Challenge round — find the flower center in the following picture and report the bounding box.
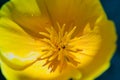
[39,23,83,72]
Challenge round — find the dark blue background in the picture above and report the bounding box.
[0,0,120,80]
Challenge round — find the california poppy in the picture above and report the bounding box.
[0,0,117,80]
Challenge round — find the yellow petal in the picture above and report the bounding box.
[1,61,82,80]
[39,0,107,34]
[0,18,42,70]
[69,23,101,68]
[79,19,117,80]
[0,0,41,17]
[0,0,52,38]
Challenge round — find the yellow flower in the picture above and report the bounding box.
[0,0,117,80]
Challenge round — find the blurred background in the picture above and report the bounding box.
[0,0,120,80]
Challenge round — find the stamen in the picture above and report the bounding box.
[38,23,92,72]
[39,32,50,38]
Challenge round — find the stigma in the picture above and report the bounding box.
[39,23,84,72]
